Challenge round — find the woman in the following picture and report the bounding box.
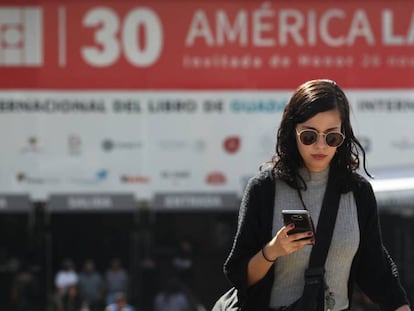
[220,80,410,310]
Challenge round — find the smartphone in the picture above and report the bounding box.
[282,210,315,239]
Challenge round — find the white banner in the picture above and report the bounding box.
[0,90,413,202]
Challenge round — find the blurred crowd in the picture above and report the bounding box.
[8,239,207,311]
[49,257,128,311]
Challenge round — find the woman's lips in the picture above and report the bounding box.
[311,154,327,160]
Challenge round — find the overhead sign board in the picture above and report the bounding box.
[48,193,136,213]
[0,194,31,213]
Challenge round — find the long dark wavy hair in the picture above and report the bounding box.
[270,79,370,192]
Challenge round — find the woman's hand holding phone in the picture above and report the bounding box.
[263,222,315,262]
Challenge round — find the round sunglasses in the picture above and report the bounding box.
[296,129,345,147]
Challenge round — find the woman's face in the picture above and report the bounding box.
[295,109,342,172]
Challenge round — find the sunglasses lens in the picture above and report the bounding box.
[300,131,318,145]
[326,132,344,147]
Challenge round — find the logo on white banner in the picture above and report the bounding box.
[0,7,43,66]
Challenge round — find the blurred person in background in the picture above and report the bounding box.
[172,240,194,286]
[153,276,200,311]
[54,259,79,311]
[105,258,128,305]
[104,292,135,311]
[11,262,40,311]
[55,259,79,298]
[78,259,104,311]
[60,285,81,311]
[214,79,410,311]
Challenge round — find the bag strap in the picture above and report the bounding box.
[297,168,341,311]
[308,167,342,270]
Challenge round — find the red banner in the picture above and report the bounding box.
[0,0,413,89]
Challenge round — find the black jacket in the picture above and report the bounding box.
[223,169,409,311]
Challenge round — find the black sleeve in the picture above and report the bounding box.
[355,180,409,310]
[223,173,272,295]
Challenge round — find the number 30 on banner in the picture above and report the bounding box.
[81,7,163,67]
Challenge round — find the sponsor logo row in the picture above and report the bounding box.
[19,135,243,156]
[15,170,230,186]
